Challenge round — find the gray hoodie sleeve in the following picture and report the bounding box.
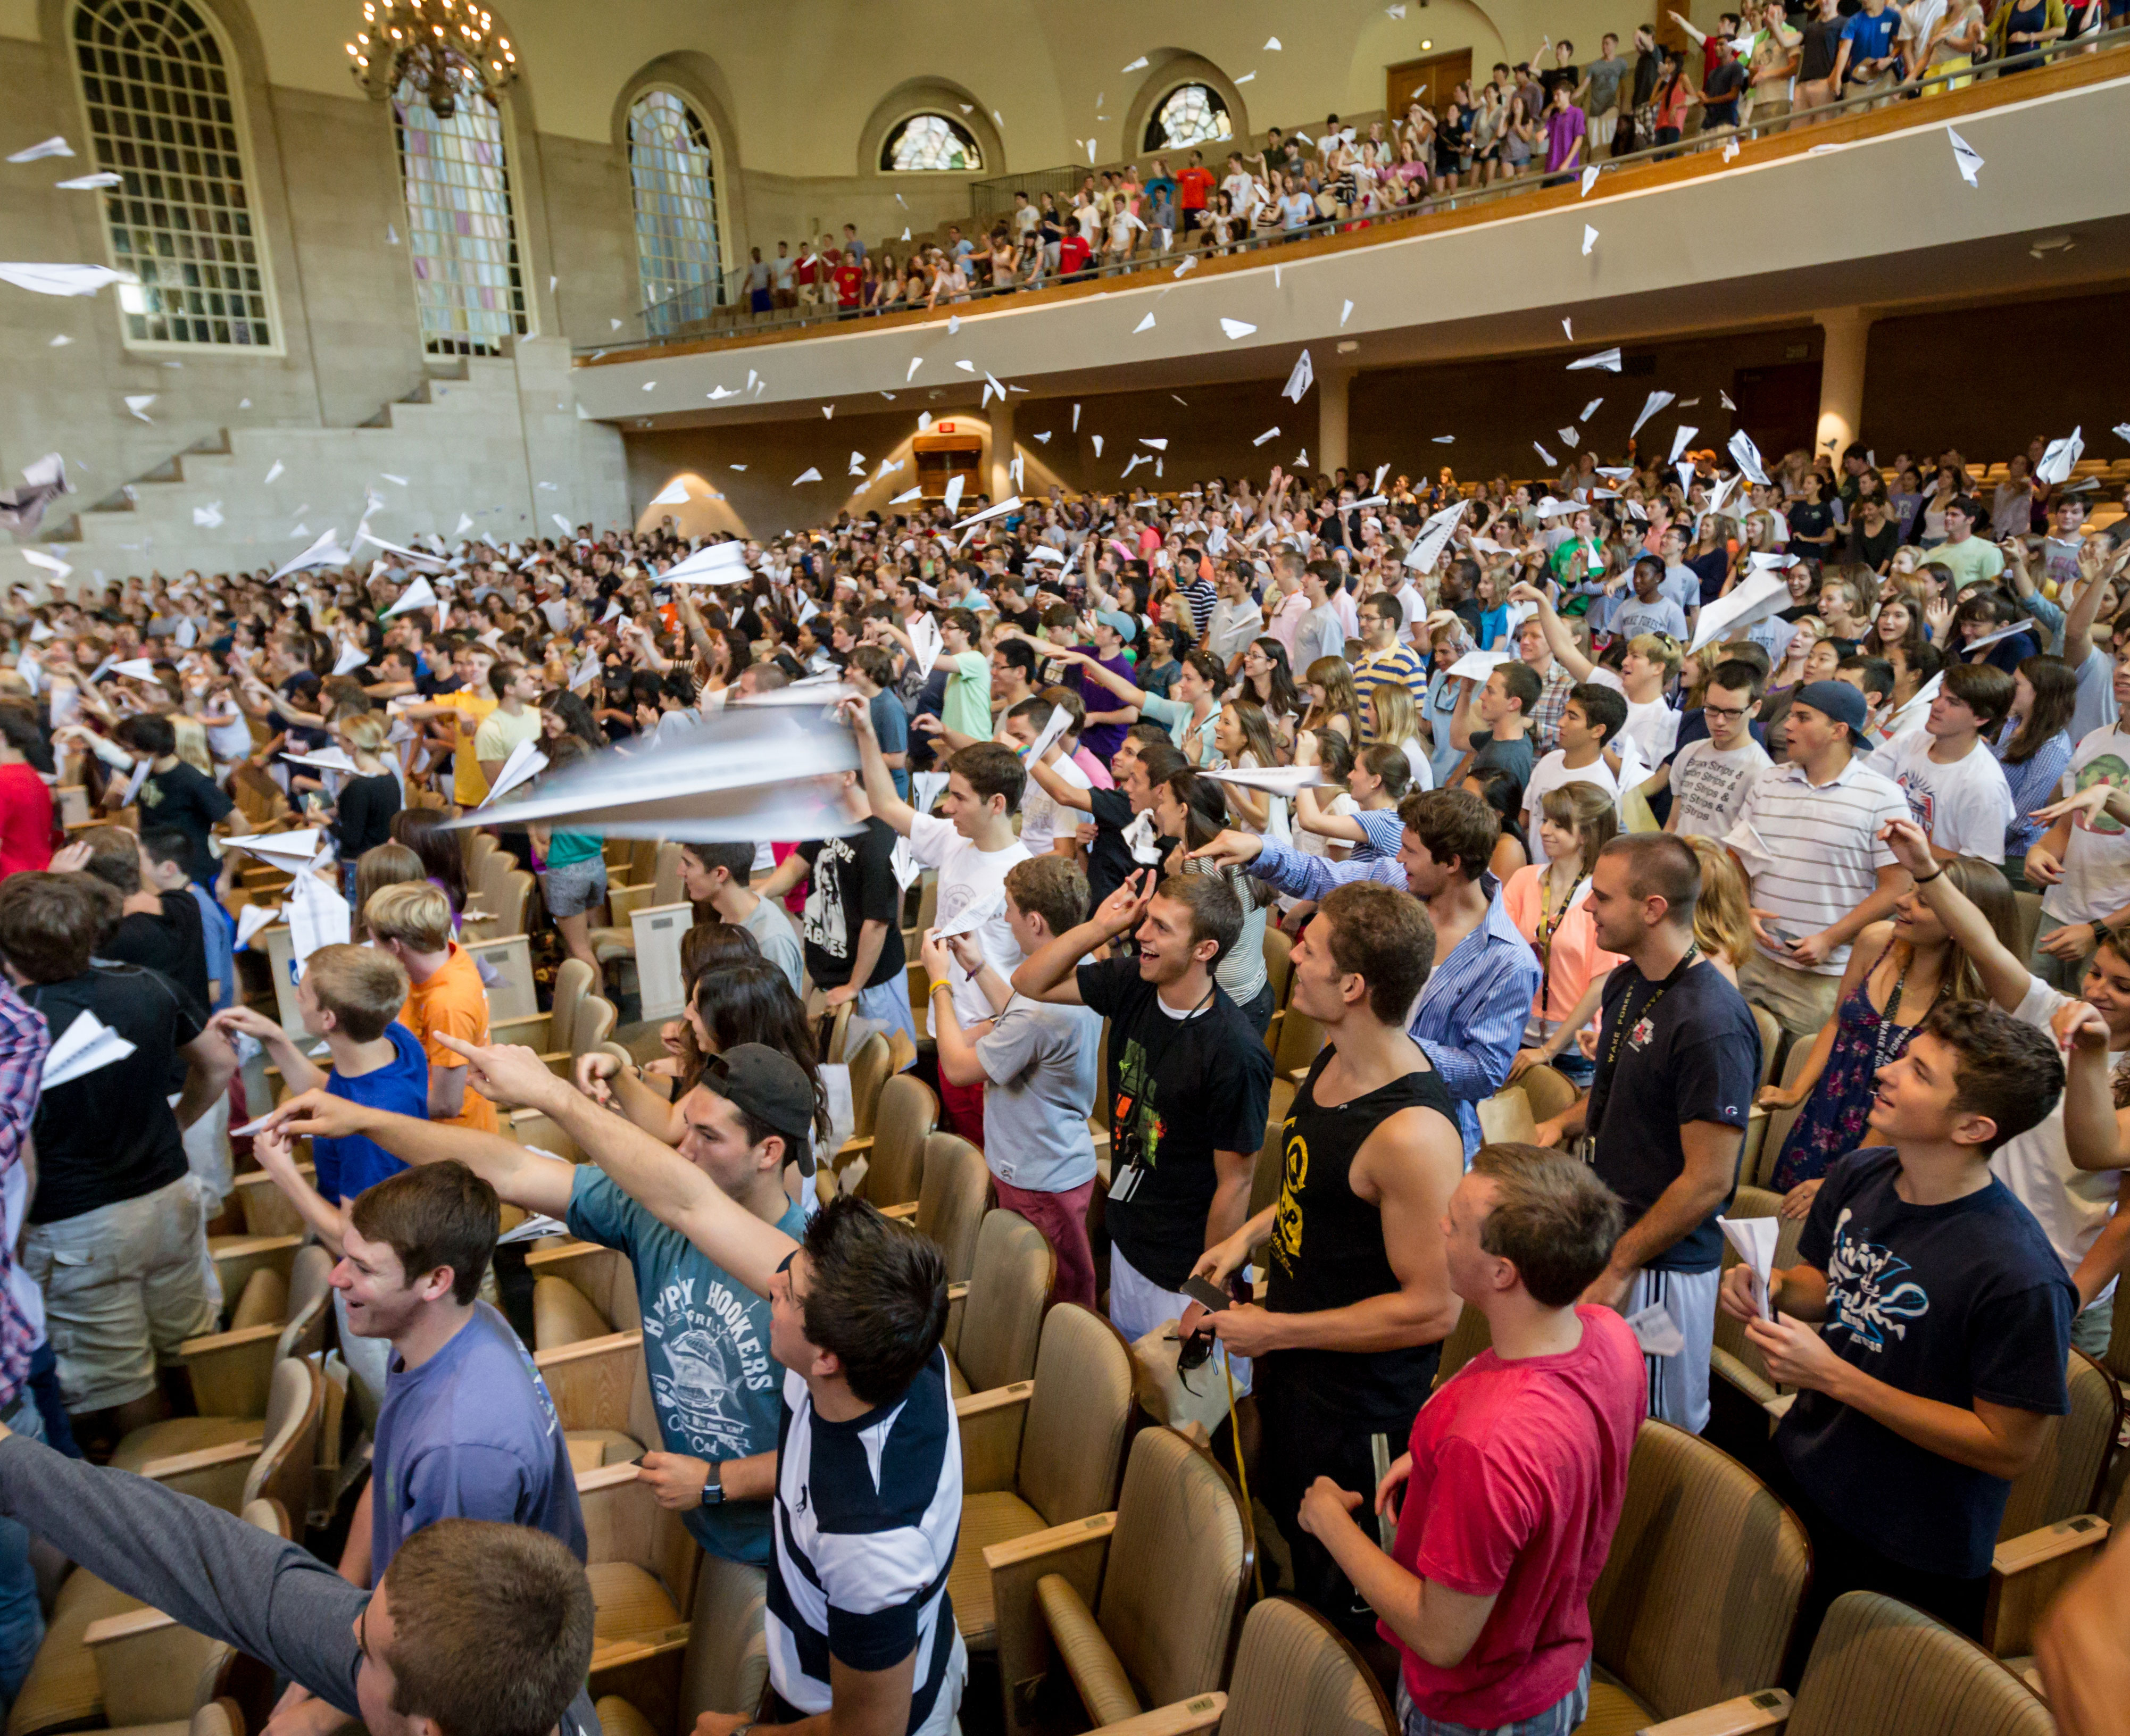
[0,1433,365,1715]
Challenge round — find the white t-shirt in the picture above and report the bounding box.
[2043,725,2130,925]
[1586,669,1683,765]
[1867,731,2013,861]
[1667,737,1773,839]
[905,813,1028,1034]
[1520,750,1619,867]
[1017,750,1089,859]
[1992,976,2123,1305]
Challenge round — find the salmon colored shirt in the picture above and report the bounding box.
[397,942,498,1133]
[1503,864,1625,1034]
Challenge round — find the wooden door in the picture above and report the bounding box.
[1386,49,1475,121]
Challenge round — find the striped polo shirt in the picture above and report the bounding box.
[1722,757,1910,974]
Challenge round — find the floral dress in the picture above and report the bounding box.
[1770,945,1946,1190]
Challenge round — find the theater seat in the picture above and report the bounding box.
[877,1133,988,1287]
[834,1073,936,1206]
[1783,1592,2051,1736]
[175,1243,334,1422]
[943,1210,1054,1402]
[110,1355,323,1517]
[578,1465,705,1701]
[951,1303,1133,1651]
[593,1553,770,1736]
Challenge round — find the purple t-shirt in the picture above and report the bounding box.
[1546,106,1587,172]
[1075,645,1138,764]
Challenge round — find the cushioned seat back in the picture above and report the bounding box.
[534,1275,614,1349]
[1710,1198,1807,1377]
[1998,1351,2120,1538]
[1249,1078,1296,1221]
[1785,1592,2054,1736]
[845,1032,892,1138]
[1587,1421,1809,1722]
[916,1133,991,1286]
[277,1245,336,1362]
[571,992,619,1058]
[1430,1303,1493,1391]
[1221,1598,1395,1736]
[679,1554,770,1729]
[861,1075,936,1207]
[1516,1063,1579,1126]
[549,959,594,1047]
[229,1266,287,1332]
[242,1357,323,1519]
[1096,1428,1251,1712]
[951,1211,1053,1393]
[1019,1304,1134,1529]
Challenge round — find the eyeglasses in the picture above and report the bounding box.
[1703,704,1750,721]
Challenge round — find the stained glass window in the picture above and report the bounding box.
[71,0,274,347]
[629,89,721,328]
[882,113,982,172]
[393,76,528,356]
[1146,84,1233,152]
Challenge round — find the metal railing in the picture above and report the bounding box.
[580,29,2129,358]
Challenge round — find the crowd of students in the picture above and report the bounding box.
[0,425,2126,1736]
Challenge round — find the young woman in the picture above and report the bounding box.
[325,713,401,902]
[1759,853,2023,1206]
[1462,764,1530,880]
[1209,697,1287,834]
[1954,587,2040,673]
[1505,781,1623,1084]
[1995,653,2079,876]
[1864,593,1927,667]
[1235,636,1303,745]
[351,840,425,942]
[1299,655,1364,744]
[1155,770,1275,1030]
[1686,836,1755,986]
[390,807,469,932]
[1368,682,1435,792]
[528,736,609,989]
[1294,738,1412,861]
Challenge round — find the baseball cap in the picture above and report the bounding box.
[702,1044,817,1174]
[1094,609,1138,643]
[1791,679,1868,743]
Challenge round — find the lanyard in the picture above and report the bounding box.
[1605,945,1699,1072]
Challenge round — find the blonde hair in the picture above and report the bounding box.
[1626,633,1684,682]
[1369,682,1422,749]
[1685,837,1754,969]
[171,715,213,778]
[363,880,453,952]
[303,943,409,1041]
[339,713,388,754]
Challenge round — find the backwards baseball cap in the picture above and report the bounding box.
[702,1044,817,1174]
[1791,679,1869,744]
[1094,609,1138,643]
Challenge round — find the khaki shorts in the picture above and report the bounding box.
[22,1175,218,1412]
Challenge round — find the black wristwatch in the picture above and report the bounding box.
[702,1460,726,1506]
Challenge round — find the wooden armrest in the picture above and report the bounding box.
[958,1380,1033,1493]
[1635,1690,1794,1736]
[523,1238,600,1268]
[880,1201,919,1221]
[1088,1693,1228,1736]
[991,1513,1119,1724]
[212,1233,302,1262]
[176,1321,284,1359]
[956,1381,1034,1421]
[574,1460,643,1496]
[947,1281,969,1303]
[84,1606,178,1647]
[836,1135,876,1157]
[588,1626,691,1674]
[984,1510,1117,1573]
[139,1437,264,1480]
[1987,1514,2110,1656]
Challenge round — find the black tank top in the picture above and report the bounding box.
[1261,1047,1458,1422]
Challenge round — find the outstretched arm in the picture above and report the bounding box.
[264,1088,578,1217]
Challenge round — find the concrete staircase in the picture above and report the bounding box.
[20,337,628,590]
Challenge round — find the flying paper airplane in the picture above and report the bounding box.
[6,137,72,163]
[1282,350,1314,402]
[1946,125,1982,186]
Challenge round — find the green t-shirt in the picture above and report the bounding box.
[565,1169,804,1565]
[1935,536,2006,592]
[941,648,993,740]
[544,831,604,867]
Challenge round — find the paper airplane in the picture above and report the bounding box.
[224,829,325,867]
[6,137,72,163]
[359,531,449,572]
[1264,35,1282,49]
[1281,349,1314,402]
[1534,441,1559,467]
[109,657,157,681]
[1580,397,1603,422]
[1253,427,1280,446]
[2036,428,2083,487]
[1121,54,1149,70]
[1219,318,1257,340]
[1630,391,1676,439]
[890,486,923,505]
[792,467,822,485]
[480,737,549,808]
[1947,125,1982,186]
[1339,299,1354,328]
[234,903,282,950]
[1669,424,1699,464]
[1718,1217,1778,1320]
[124,394,156,421]
[1133,312,1156,333]
[1582,225,1598,256]
[1403,500,1468,573]
[285,744,361,774]
[0,263,125,296]
[41,1009,136,1090]
[1580,165,1600,197]
[383,575,438,617]
[192,502,223,528]
[650,480,690,506]
[1203,764,1326,798]
[270,528,350,583]
[1728,429,1770,486]
[55,171,121,190]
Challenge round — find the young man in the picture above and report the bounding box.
[361,1033,966,1736]
[268,1040,812,1574]
[398,643,498,807]
[846,699,1028,1142]
[1001,692,1091,861]
[141,827,232,1012]
[1351,592,1429,731]
[846,643,911,801]
[1203,564,1265,673]
[1513,585,1684,767]
[886,607,991,749]
[1293,563,1349,672]
[922,856,1104,1308]
[214,943,427,1410]
[761,772,916,1056]
[362,882,498,1133]
[115,713,248,884]
[1658,660,1773,839]
[1516,612,1578,755]
[1933,495,2007,594]
[1297,1145,1643,1736]
[1202,791,1541,1161]
[1869,661,2015,861]
[679,842,806,998]
[1519,684,1626,866]
[1187,884,1463,1639]
[2028,648,2130,988]
[1723,1000,2072,1645]
[1012,870,1273,1357]
[1723,680,1912,1037]
[1,871,235,1441]
[1536,836,1760,1433]
[472,662,543,789]
[1446,660,1539,793]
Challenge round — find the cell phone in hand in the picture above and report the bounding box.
[1180,1275,1232,1315]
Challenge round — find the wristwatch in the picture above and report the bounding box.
[702,1460,726,1506]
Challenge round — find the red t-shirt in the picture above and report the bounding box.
[1176,165,1216,210]
[1385,1307,1645,1726]
[1058,235,1092,273]
[0,763,54,880]
[833,261,864,306]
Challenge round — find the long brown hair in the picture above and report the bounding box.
[1897,856,2020,1005]
[2001,654,2078,765]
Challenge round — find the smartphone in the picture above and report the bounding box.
[1179,1275,1232,1315]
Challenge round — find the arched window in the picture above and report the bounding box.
[71,0,273,348]
[628,89,722,328]
[393,78,528,356]
[881,113,983,173]
[1144,84,1234,153]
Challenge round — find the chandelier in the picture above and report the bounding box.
[347,0,518,119]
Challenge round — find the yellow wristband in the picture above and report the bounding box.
[929,980,953,998]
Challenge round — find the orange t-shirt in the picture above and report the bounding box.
[397,942,499,1133]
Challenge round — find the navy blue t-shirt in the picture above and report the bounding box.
[315,1022,430,1203]
[1776,1146,2074,1577]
